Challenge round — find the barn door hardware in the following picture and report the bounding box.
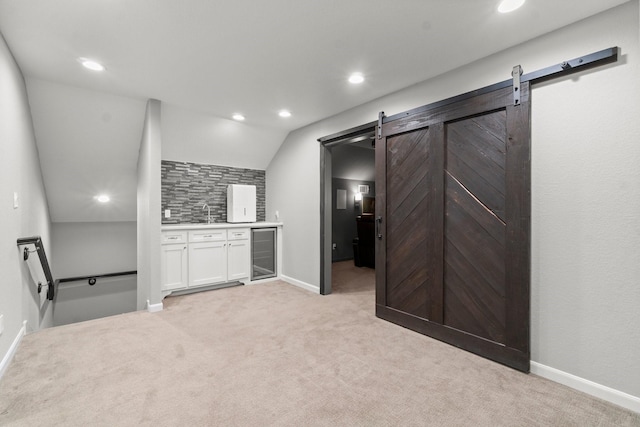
[512,65,523,106]
[377,111,385,139]
[381,47,618,125]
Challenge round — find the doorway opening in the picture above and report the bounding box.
[319,122,376,295]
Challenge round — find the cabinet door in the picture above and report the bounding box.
[228,240,249,280]
[188,241,227,287]
[161,243,188,291]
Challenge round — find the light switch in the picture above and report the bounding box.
[164,209,171,218]
[13,192,19,209]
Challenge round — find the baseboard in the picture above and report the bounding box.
[0,321,27,381]
[146,300,163,313]
[280,275,320,294]
[170,281,243,296]
[245,277,280,286]
[530,361,640,414]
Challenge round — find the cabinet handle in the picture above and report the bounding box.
[183,246,187,250]
[203,234,213,238]
[168,236,178,240]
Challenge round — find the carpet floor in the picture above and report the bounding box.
[0,261,638,426]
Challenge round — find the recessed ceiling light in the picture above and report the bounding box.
[94,194,110,203]
[278,110,291,118]
[79,58,106,71]
[232,114,245,121]
[348,73,365,84]
[498,0,525,13]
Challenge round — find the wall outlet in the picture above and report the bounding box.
[164,209,171,218]
[332,243,337,250]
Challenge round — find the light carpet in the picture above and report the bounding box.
[0,261,638,426]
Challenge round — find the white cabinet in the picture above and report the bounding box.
[161,244,188,291]
[188,241,227,287]
[228,240,249,280]
[227,184,256,223]
[161,232,188,291]
[227,228,250,280]
[162,226,251,294]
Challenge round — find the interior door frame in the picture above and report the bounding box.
[318,122,376,295]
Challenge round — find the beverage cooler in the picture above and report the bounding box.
[251,228,276,280]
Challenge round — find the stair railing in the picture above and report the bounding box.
[17,236,55,300]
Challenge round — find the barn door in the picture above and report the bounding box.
[375,83,531,372]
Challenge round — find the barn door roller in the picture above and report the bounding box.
[512,65,523,106]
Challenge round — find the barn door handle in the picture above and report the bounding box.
[376,216,383,239]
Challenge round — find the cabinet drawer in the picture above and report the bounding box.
[227,228,249,241]
[189,229,226,242]
[162,231,187,244]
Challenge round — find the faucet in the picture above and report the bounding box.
[202,203,212,224]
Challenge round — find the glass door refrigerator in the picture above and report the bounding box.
[251,228,276,280]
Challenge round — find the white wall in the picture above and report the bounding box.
[0,32,52,366]
[267,2,640,399]
[161,103,288,170]
[26,78,145,223]
[53,275,137,327]
[52,222,136,278]
[137,99,162,310]
[51,221,137,326]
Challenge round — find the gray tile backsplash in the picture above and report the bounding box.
[161,160,265,224]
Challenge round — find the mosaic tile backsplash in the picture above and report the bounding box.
[161,160,266,224]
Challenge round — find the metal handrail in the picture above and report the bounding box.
[17,236,55,300]
[57,270,137,286]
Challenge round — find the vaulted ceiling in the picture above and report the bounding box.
[0,0,629,222]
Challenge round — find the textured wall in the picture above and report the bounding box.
[161,160,265,224]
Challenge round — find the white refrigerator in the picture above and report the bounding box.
[227,184,256,223]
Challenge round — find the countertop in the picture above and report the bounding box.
[161,222,283,231]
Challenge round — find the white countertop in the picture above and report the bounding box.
[161,222,282,231]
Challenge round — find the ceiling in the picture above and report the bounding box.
[0,0,630,222]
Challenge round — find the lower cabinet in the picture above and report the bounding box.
[228,240,250,280]
[161,227,250,293]
[161,243,188,291]
[188,241,227,287]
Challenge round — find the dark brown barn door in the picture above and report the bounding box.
[375,84,531,372]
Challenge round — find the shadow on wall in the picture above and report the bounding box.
[53,276,137,326]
